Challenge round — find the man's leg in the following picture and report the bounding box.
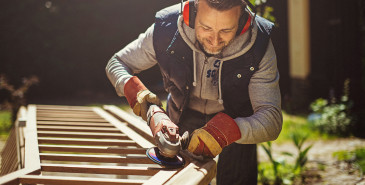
[216,143,257,185]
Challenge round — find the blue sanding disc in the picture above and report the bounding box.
[146,147,185,167]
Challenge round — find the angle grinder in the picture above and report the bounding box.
[146,104,189,167]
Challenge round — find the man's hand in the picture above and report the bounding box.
[124,76,162,121]
[188,112,241,158]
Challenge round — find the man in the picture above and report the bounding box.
[106,0,282,184]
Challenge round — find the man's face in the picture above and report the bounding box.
[195,0,241,55]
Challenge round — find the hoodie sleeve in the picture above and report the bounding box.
[234,40,283,144]
[105,24,158,96]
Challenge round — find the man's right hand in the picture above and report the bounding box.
[124,76,162,121]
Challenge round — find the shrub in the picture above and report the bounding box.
[308,79,353,136]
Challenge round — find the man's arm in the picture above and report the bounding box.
[234,39,283,144]
[105,24,158,97]
[106,24,162,121]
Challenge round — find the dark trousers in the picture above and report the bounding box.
[178,109,258,185]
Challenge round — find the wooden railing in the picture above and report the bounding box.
[0,104,216,185]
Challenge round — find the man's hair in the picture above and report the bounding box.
[194,0,247,12]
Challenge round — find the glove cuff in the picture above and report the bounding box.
[123,76,147,108]
[204,112,241,147]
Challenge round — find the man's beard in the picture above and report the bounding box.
[196,36,232,57]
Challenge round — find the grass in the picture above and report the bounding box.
[275,111,334,143]
[0,110,12,139]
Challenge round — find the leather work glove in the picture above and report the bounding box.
[147,105,179,143]
[124,76,162,121]
[188,112,241,158]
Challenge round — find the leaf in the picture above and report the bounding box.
[261,143,273,160]
[281,152,294,157]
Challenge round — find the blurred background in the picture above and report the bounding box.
[0,0,365,130]
[1,0,365,184]
[0,0,364,109]
[1,0,365,134]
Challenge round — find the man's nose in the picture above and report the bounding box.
[209,33,220,46]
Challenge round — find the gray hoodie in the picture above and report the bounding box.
[106,12,282,144]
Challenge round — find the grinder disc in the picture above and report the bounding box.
[146,147,185,167]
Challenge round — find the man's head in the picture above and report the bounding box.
[194,0,247,56]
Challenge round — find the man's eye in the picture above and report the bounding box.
[202,27,211,31]
[221,30,232,33]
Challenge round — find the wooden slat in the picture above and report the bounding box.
[1,128,17,175]
[93,108,154,148]
[36,104,94,111]
[38,137,138,147]
[37,125,121,133]
[103,105,154,143]
[142,170,179,185]
[37,121,114,127]
[19,175,146,185]
[39,145,146,154]
[37,131,128,139]
[37,117,108,122]
[37,113,101,119]
[41,163,161,176]
[40,153,155,164]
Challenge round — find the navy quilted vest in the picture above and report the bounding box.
[153,4,274,123]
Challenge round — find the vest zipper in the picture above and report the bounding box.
[199,56,208,99]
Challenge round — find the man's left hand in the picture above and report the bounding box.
[187,112,242,158]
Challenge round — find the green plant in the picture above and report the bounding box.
[260,142,294,185]
[261,142,281,184]
[0,111,12,138]
[333,147,365,176]
[259,133,313,185]
[308,79,353,136]
[249,0,276,23]
[282,133,313,182]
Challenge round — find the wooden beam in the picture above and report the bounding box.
[37,125,121,133]
[0,106,41,185]
[37,131,128,139]
[19,175,146,185]
[0,168,40,185]
[93,107,154,148]
[38,137,138,147]
[38,145,146,155]
[40,153,156,164]
[41,163,162,176]
[24,105,41,170]
[163,160,217,185]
